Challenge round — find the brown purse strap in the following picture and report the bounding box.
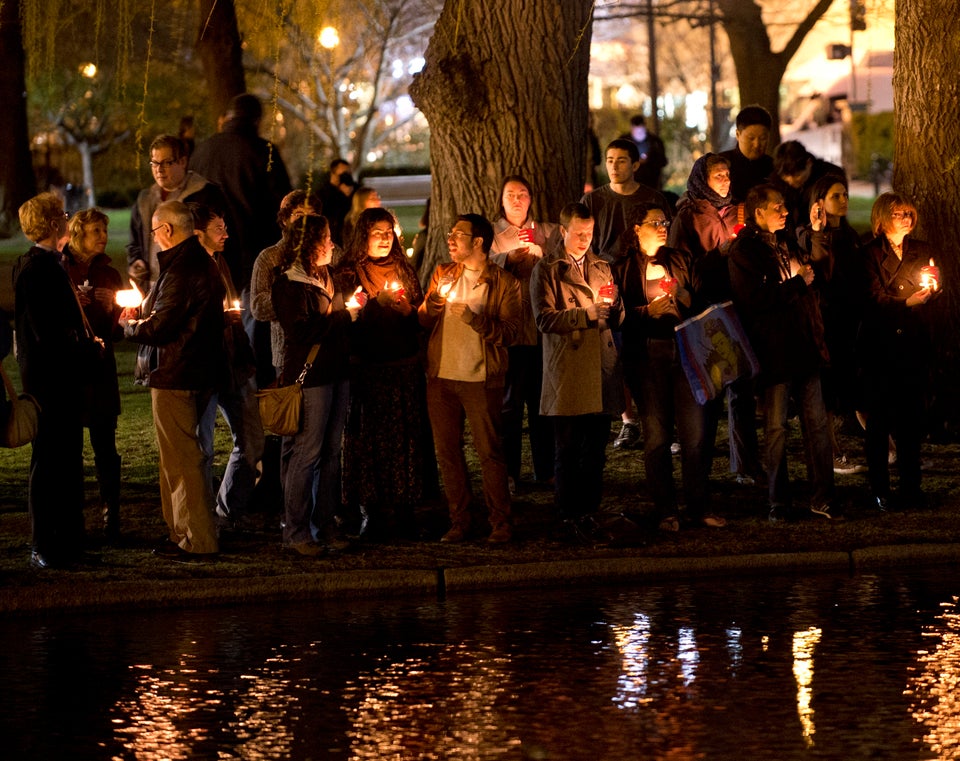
[295,343,321,386]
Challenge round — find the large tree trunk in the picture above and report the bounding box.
[196,0,246,122]
[716,0,833,145]
[409,0,594,280]
[895,0,960,433]
[0,2,38,237]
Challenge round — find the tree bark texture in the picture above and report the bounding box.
[0,1,38,237]
[895,0,960,427]
[196,0,246,121]
[716,0,833,144]
[409,0,593,280]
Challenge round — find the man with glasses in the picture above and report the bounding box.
[13,193,95,568]
[418,214,521,543]
[126,133,227,293]
[124,201,226,562]
[531,202,624,539]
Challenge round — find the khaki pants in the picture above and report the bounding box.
[152,388,219,553]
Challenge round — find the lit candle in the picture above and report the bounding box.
[115,279,145,308]
[230,299,242,312]
[437,276,455,299]
[345,286,365,309]
[919,258,939,290]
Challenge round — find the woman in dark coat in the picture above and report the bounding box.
[336,207,429,539]
[614,201,723,532]
[272,215,362,556]
[858,192,940,511]
[61,208,124,540]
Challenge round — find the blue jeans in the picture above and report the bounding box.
[625,339,709,519]
[763,373,833,509]
[199,375,265,520]
[281,380,350,546]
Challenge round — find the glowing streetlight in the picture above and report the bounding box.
[318,26,340,50]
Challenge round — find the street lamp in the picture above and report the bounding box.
[318,26,339,50]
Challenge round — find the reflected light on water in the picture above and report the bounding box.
[908,595,960,758]
[343,643,521,759]
[612,612,651,708]
[792,626,822,748]
[111,643,301,759]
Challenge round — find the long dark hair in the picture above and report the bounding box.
[346,207,405,265]
[279,214,330,278]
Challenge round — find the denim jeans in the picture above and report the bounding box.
[502,344,554,483]
[281,380,350,546]
[763,373,833,509]
[625,338,709,519]
[199,375,266,521]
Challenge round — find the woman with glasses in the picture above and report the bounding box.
[613,201,723,532]
[61,208,124,541]
[272,214,362,556]
[858,192,940,512]
[336,207,429,540]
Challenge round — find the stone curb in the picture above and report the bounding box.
[12,545,960,615]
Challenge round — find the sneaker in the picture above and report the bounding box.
[768,504,789,524]
[670,442,681,455]
[613,422,641,450]
[833,455,866,475]
[735,473,756,487]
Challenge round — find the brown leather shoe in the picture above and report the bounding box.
[487,525,512,544]
[440,526,467,543]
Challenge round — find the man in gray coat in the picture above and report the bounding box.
[531,202,625,530]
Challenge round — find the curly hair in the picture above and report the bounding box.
[344,207,404,265]
[279,214,330,277]
[18,192,64,243]
[67,208,109,255]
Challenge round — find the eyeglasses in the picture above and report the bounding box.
[447,230,473,241]
[891,210,915,220]
[149,159,178,170]
[151,223,166,234]
[642,219,671,230]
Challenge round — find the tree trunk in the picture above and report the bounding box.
[716,0,833,145]
[895,0,960,432]
[409,0,594,280]
[196,0,246,122]
[0,2,38,237]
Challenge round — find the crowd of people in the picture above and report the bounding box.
[5,98,941,568]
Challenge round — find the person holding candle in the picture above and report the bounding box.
[613,202,722,531]
[798,173,869,477]
[858,192,940,512]
[489,175,559,494]
[272,214,362,556]
[190,202,265,533]
[418,214,521,543]
[13,193,95,568]
[337,207,429,540]
[728,184,835,523]
[124,200,226,561]
[531,202,624,539]
[61,208,124,542]
[669,153,761,489]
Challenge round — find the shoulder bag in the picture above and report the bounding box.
[1,361,41,448]
[256,344,320,436]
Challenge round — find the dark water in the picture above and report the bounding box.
[3,568,960,760]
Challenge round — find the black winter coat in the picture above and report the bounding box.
[127,237,225,390]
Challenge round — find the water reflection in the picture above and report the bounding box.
[3,569,960,759]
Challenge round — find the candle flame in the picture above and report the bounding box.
[115,279,145,308]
